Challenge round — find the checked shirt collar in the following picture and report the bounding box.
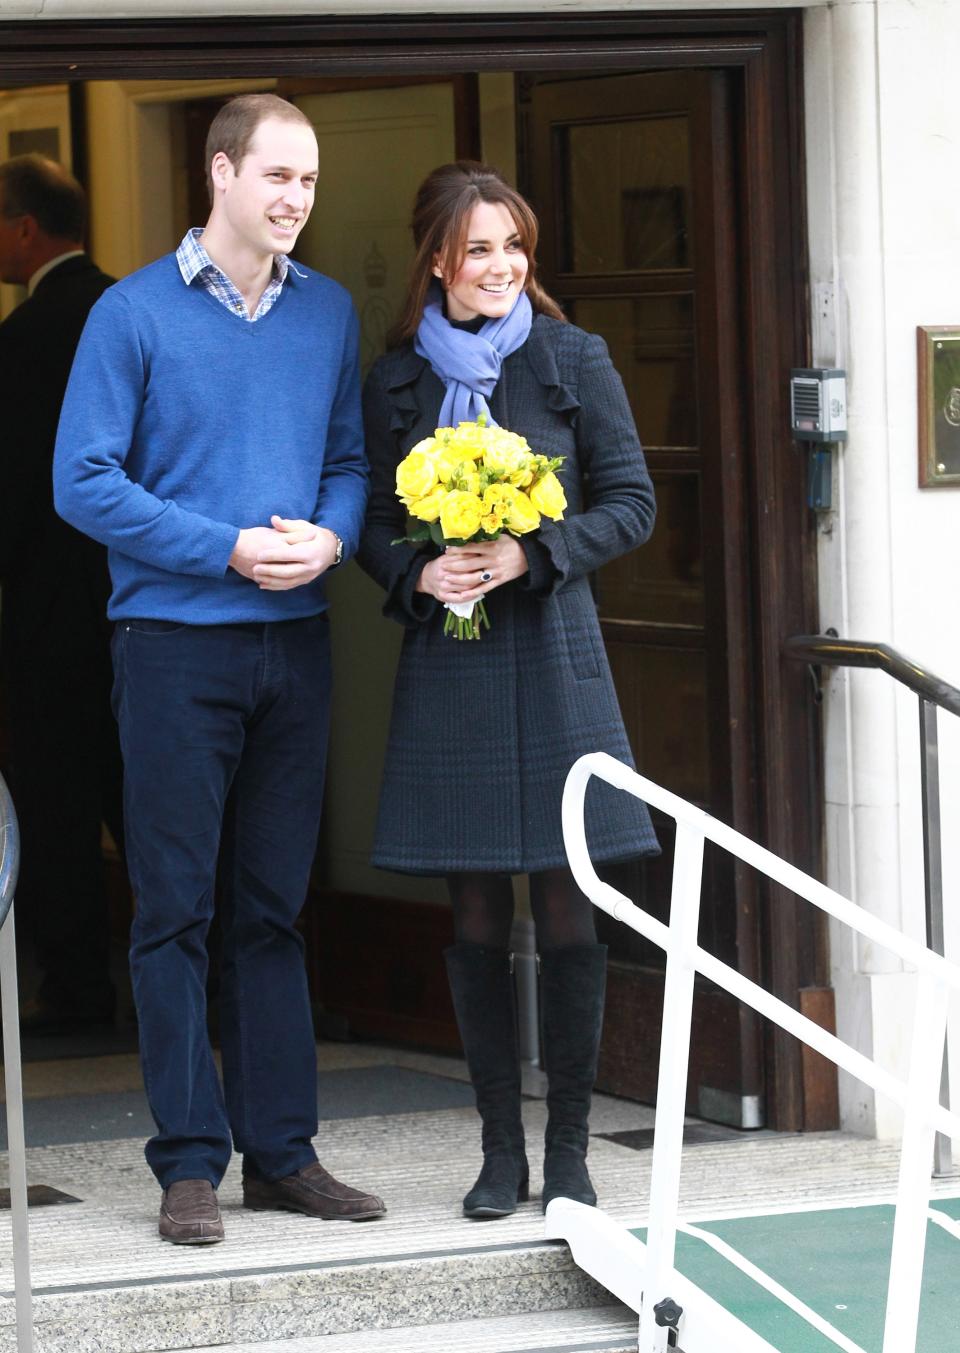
[176,227,307,322]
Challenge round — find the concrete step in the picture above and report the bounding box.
[168,1307,638,1352]
[1,1237,615,1353]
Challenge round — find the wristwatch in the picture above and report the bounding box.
[328,531,344,567]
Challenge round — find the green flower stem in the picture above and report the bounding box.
[444,599,492,640]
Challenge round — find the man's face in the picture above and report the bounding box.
[0,185,30,286]
[214,117,319,259]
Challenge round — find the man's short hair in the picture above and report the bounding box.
[0,154,86,241]
[204,94,314,203]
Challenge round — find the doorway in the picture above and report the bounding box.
[0,8,824,1131]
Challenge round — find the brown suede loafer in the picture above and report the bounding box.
[159,1179,224,1245]
[242,1162,386,1221]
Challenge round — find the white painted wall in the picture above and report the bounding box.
[805,0,960,1139]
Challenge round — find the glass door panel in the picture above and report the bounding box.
[560,114,692,274]
[571,294,698,448]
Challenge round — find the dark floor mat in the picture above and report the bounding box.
[598,1123,779,1150]
[13,1025,141,1063]
[0,1064,475,1148]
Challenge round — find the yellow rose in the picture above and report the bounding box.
[452,465,481,496]
[481,512,503,534]
[449,424,486,460]
[529,471,567,520]
[505,491,541,535]
[434,451,460,483]
[409,485,449,522]
[408,437,440,458]
[440,490,484,541]
[483,445,515,476]
[482,483,512,510]
[492,428,529,456]
[396,450,439,502]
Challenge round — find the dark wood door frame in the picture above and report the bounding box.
[4,14,784,84]
[0,9,823,1130]
[521,66,769,1125]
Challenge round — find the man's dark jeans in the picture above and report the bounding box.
[112,615,331,1188]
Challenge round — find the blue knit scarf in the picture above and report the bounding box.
[414,286,533,428]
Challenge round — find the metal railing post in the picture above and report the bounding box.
[881,974,950,1353]
[637,820,705,1353]
[918,697,953,1176]
[0,774,33,1351]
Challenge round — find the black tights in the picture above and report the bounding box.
[446,867,597,951]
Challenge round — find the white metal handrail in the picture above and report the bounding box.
[0,771,33,1352]
[552,751,960,1353]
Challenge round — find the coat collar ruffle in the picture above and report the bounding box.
[379,313,581,434]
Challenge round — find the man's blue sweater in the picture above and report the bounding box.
[53,253,368,623]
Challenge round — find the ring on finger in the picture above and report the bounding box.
[480,569,493,583]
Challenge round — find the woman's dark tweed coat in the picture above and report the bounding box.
[357,313,660,874]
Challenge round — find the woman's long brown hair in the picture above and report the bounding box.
[387,160,566,347]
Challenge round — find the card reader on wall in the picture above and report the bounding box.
[790,367,847,510]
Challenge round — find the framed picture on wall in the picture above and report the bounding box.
[0,85,72,167]
[7,126,63,160]
[917,325,960,487]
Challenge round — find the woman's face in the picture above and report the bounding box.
[436,200,529,323]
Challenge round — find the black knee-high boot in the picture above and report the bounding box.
[444,944,529,1218]
[539,943,607,1211]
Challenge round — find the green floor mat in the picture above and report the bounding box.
[632,1199,960,1352]
[633,1228,842,1352]
[930,1195,960,1224]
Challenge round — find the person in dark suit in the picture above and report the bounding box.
[358,162,659,1220]
[0,153,123,1033]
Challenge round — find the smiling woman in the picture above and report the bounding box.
[357,159,659,1221]
[436,200,529,323]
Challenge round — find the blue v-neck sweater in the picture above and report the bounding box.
[53,253,368,623]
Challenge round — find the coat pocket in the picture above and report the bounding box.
[556,586,601,682]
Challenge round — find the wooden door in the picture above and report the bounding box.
[525,70,765,1126]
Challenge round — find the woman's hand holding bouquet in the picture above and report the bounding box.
[417,532,528,612]
[394,416,566,639]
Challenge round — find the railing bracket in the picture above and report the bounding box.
[806,663,823,705]
[654,1296,683,1328]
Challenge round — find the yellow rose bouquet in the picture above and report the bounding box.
[393,415,566,639]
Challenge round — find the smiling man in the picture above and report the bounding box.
[53,94,380,1244]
